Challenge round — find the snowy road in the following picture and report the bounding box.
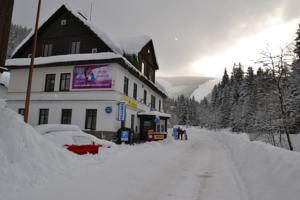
[7,129,248,200]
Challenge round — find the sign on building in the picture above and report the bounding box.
[72,64,112,89]
[118,102,126,121]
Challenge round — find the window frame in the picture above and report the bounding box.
[71,41,80,54]
[85,109,97,130]
[159,99,162,111]
[144,90,147,105]
[123,77,129,96]
[59,73,71,91]
[42,44,53,57]
[151,95,156,110]
[44,74,56,92]
[61,109,72,124]
[133,83,138,100]
[39,109,49,125]
[18,108,25,116]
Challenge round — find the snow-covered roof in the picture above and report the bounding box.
[6,52,122,66]
[138,111,171,118]
[11,4,122,57]
[118,35,152,55]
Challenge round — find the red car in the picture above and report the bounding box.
[35,124,113,155]
[64,143,102,155]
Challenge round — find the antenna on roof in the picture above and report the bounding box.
[89,1,93,21]
[77,11,87,20]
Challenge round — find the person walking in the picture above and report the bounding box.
[178,127,184,140]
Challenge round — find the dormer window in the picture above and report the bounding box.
[141,62,145,74]
[61,19,67,26]
[92,48,98,53]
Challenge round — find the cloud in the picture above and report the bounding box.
[12,0,300,77]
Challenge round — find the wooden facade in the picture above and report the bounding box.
[0,0,14,69]
[10,4,161,94]
[13,5,113,58]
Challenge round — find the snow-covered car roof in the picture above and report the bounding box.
[35,124,115,147]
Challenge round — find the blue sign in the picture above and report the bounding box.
[105,106,112,114]
[118,102,126,121]
[121,130,129,142]
[154,115,160,124]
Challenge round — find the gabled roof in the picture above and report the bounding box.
[11,4,122,57]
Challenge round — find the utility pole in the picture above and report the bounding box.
[24,0,42,123]
[0,0,14,70]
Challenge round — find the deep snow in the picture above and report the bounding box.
[1,126,300,199]
[1,103,300,200]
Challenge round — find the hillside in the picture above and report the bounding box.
[156,76,219,101]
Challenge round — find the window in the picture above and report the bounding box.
[39,109,49,125]
[92,48,97,53]
[61,109,72,124]
[144,90,147,104]
[27,54,32,58]
[42,44,53,57]
[85,109,97,130]
[151,95,156,110]
[18,108,25,116]
[133,83,137,100]
[59,73,71,91]
[141,62,145,74]
[61,19,67,26]
[123,77,129,96]
[44,74,55,92]
[159,100,162,112]
[71,41,80,54]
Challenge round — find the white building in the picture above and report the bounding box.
[5,4,170,141]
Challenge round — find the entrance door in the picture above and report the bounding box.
[131,114,135,131]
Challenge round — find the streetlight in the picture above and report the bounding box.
[24,0,42,123]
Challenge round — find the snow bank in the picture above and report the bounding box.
[0,102,80,197]
[211,130,300,200]
[0,72,9,87]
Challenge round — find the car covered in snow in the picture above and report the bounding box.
[35,124,114,155]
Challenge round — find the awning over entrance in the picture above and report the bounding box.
[137,111,171,118]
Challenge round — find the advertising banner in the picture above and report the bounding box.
[72,64,112,89]
[120,95,138,109]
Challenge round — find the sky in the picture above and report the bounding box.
[12,0,300,78]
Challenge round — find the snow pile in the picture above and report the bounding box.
[0,72,10,87]
[211,130,300,200]
[0,102,80,196]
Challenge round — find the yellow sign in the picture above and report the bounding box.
[153,134,165,140]
[120,96,138,109]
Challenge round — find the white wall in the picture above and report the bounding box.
[7,62,165,132]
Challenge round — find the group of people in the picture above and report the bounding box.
[172,126,188,140]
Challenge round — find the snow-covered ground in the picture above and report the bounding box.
[1,109,300,200]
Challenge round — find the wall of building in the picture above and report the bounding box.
[7,62,164,135]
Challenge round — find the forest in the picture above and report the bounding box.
[165,24,300,150]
